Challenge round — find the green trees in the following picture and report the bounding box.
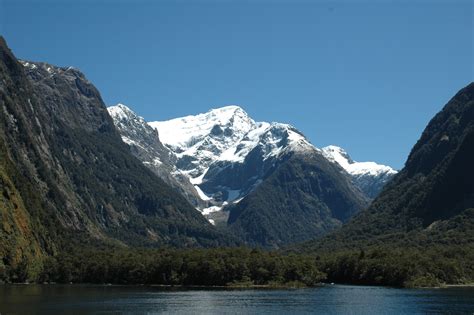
[32,247,325,287]
[3,244,472,288]
[316,245,474,287]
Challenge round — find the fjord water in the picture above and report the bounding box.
[1,285,473,314]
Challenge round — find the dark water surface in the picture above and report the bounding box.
[0,284,473,314]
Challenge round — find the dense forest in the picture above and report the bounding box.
[2,243,473,288]
[1,247,324,288]
[315,244,474,288]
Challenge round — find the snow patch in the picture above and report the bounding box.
[190,169,208,185]
[19,61,37,70]
[201,205,223,215]
[108,103,135,121]
[152,158,162,166]
[322,145,397,177]
[194,185,211,201]
[233,197,244,204]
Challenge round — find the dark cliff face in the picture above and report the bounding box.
[302,83,474,252]
[0,37,53,274]
[0,36,235,270]
[226,150,369,248]
[20,61,115,134]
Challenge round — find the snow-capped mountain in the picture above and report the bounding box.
[148,105,258,180]
[109,104,395,243]
[149,106,315,176]
[197,122,316,201]
[149,106,317,218]
[322,145,397,198]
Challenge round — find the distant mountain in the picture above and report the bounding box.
[149,106,393,209]
[149,106,255,181]
[322,146,397,198]
[303,82,474,252]
[110,105,396,247]
[0,37,234,271]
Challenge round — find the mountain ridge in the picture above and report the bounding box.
[109,103,395,247]
[111,103,396,212]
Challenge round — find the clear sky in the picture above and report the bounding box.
[1,0,472,169]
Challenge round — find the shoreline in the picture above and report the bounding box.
[441,284,474,288]
[2,282,474,289]
[0,282,320,289]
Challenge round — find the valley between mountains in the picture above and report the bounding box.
[1,36,473,287]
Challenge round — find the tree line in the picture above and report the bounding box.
[2,247,324,287]
[2,244,473,288]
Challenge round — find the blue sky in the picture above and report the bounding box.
[1,0,472,169]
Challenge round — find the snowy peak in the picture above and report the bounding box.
[150,105,317,179]
[322,145,397,198]
[108,103,160,149]
[218,122,314,163]
[149,105,256,150]
[322,145,353,165]
[322,145,397,177]
[108,103,138,122]
[107,103,146,125]
[149,105,258,179]
[145,105,319,219]
[266,123,315,153]
[252,122,314,158]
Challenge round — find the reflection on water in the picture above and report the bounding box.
[0,284,473,314]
